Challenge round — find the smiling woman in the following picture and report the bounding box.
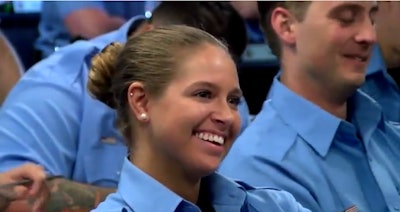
[87,25,310,212]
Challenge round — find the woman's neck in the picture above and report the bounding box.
[129,150,201,204]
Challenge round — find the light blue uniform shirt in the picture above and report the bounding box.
[0,17,143,187]
[361,44,400,123]
[35,1,155,58]
[92,157,310,212]
[0,16,251,187]
[220,76,400,212]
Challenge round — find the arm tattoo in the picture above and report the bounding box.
[0,185,16,211]
[0,196,10,211]
[6,178,115,212]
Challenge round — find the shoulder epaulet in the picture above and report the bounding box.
[235,180,283,192]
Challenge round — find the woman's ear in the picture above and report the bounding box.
[127,82,150,122]
[270,7,297,45]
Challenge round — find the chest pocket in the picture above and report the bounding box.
[84,137,127,188]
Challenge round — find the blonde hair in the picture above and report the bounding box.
[88,25,229,145]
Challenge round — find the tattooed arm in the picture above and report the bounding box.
[0,163,48,212]
[5,178,115,212]
[0,196,10,211]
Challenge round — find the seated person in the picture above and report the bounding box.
[89,25,310,212]
[0,163,48,212]
[361,1,400,123]
[35,1,158,59]
[0,2,250,211]
[219,2,399,212]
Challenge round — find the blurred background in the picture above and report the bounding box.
[0,1,280,114]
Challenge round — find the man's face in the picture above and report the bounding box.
[293,1,377,90]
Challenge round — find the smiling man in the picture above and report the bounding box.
[220,1,400,212]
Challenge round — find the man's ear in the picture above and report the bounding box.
[127,82,150,122]
[270,7,297,45]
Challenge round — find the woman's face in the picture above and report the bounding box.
[147,43,242,179]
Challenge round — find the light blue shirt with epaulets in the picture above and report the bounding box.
[0,16,145,186]
[361,44,400,123]
[220,75,400,212]
[92,157,310,212]
[0,16,251,187]
[35,1,156,58]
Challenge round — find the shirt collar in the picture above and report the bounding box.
[269,75,341,157]
[347,90,383,145]
[366,44,387,76]
[118,158,183,212]
[117,158,248,211]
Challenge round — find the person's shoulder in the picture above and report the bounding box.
[241,98,297,138]
[26,40,100,85]
[240,182,310,212]
[226,104,298,162]
[91,192,132,212]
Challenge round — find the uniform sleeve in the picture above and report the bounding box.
[0,61,83,177]
[246,188,312,212]
[220,151,322,211]
[54,1,106,19]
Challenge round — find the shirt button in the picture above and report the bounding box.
[117,171,121,176]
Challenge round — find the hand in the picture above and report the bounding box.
[0,163,49,211]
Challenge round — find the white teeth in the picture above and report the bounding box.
[195,132,224,145]
[353,56,365,62]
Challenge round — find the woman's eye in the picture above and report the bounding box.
[228,96,241,106]
[339,17,354,24]
[195,90,212,99]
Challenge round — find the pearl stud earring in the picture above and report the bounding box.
[140,113,148,121]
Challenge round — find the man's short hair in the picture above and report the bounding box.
[151,2,248,61]
[257,1,311,58]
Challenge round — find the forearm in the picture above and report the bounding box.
[5,178,115,212]
[74,16,125,39]
[65,9,125,39]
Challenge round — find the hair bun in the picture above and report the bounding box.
[87,42,123,109]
